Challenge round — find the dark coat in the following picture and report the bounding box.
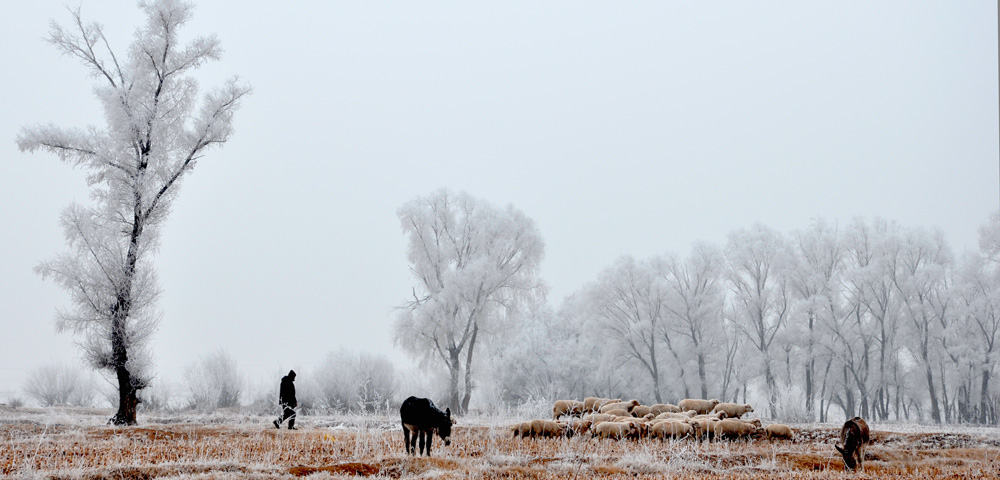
[400,396,453,456]
[279,371,297,407]
[836,416,870,470]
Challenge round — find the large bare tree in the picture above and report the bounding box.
[17,0,249,425]
[895,227,953,423]
[582,256,669,403]
[394,190,545,413]
[725,224,791,417]
[659,243,726,400]
[788,219,844,418]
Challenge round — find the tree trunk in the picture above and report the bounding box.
[819,357,832,423]
[108,191,144,426]
[448,349,461,413]
[843,366,855,418]
[697,352,708,399]
[112,366,138,425]
[460,323,478,414]
[806,310,815,417]
[764,359,777,418]
[109,319,138,425]
[925,362,941,423]
[939,362,950,423]
[981,367,991,424]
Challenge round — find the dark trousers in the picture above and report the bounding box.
[276,404,296,428]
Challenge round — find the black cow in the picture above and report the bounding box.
[835,416,870,471]
[400,396,454,456]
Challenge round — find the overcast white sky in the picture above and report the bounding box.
[1,1,997,400]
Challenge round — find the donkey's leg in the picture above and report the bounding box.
[402,425,411,455]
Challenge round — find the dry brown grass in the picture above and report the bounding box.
[2,409,1000,479]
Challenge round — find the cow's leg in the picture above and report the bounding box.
[425,431,433,456]
[402,425,411,455]
[418,429,425,455]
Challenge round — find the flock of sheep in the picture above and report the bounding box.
[511,397,794,443]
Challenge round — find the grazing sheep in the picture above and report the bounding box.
[602,408,630,418]
[747,418,763,428]
[713,418,761,441]
[692,411,725,420]
[764,423,794,440]
[690,417,719,441]
[612,416,649,437]
[552,400,584,419]
[568,418,593,435]
[688,419,705,439]
[530,419,574,438]
[613,415,644,427]
[712,403,754,419]
[656,412,695,421]
[583,413,617,424]
[592,421,639,440]
[650,420,694,440]
[584,397,621,413]
[512,421,532,438]
[630,405,653,418]
[678,398,720,415]
[649,403,681,415]
[599,400,640,414]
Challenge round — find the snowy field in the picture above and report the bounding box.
[3,406,1000,479]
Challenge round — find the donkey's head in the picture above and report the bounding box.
[835,444,857,471]
[437,408,454,446]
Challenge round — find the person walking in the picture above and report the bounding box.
[273,370,297,430]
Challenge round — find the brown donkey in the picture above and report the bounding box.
[835,417,870,471]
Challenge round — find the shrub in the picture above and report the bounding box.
[22,363,96,407]
[314,349,398,413]
[184,349,244,411]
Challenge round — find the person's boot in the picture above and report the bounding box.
[273,419,280,429]
[288,418,297,430]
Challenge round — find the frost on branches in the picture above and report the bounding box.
[394,190,546,414]
[17,0,249,425]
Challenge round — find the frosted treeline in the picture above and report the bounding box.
[388,189,999,424]
[14,207,997,426]
[488,215,1000,425]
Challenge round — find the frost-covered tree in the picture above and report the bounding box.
[848,218,905,421]
[579,256,668,402]
[980,212,1000,263]
[894,227,953,423]
[953,214,1000,424]
[788,218,844,419]
[395,190,545,413]
[495,304,604,404]
[659,243,726,400]
[17,0,249,425]
[725,224,791,417]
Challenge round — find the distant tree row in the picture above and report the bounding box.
[20,348,401,415]
[394,190,999,424]
[488,215,1000,424]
